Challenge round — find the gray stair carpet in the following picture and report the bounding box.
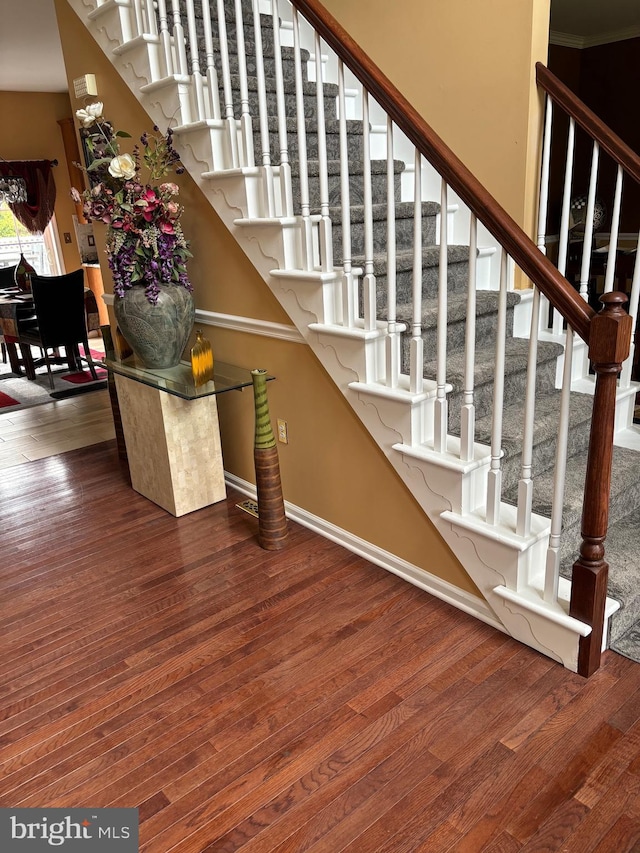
[183,5,640,663]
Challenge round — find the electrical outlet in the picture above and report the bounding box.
[63,232,72,244]
[277,418,288,444]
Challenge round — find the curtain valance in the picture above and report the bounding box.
[0,160,57,234]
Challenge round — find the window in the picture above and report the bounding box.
[0,201,63,276]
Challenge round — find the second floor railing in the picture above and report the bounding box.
[536,62,640,395]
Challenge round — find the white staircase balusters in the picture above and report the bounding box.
[459,214,477,463]
[252,0,275,214]
[537,95,553,335]
[200,0,221,119]
[517,286,542,538]
[486,250,508,526]
[579,142,600,303]
[171,0,189,76]
[156,0,174,79]
[112,0,135,41]
[572,140,600,390]
[234,0,255,164]
[361,90,376,330]
[554,117,575,336]
[338,58,355,322]
[544,325,574,602]
[217,0,240,166]
[133,0,148,36]
[434,179,449,454]
[271,0,293,215]
[604,165,624,295]
[537,63,639,440]
[184,0,206,121]
[315,30,333,272]
[293,8,313,270]
[409,150,424,394]
[385,117,400,387]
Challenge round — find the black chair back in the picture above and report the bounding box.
[0,265,18,288]
[30,270,87,349]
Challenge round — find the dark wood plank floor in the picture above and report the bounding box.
[1,440,640,852]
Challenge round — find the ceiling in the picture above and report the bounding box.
[1,0,640,94]
[1,0,68,93]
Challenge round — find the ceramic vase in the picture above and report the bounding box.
[190,329,214,386]
[251,368,288,550]
[114,284,195,369]
[14,253,35,292]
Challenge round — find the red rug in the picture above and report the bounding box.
[0,390,21,408]
[61,366,107,385]
[60,348,107,385]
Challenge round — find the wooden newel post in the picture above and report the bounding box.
[251,369,288,550]
[570,292,632,677]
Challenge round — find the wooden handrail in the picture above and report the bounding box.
[290,0,595,343]
[536,63,640,187]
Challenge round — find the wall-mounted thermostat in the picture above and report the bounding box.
[73,74,98,99]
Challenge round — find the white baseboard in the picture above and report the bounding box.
[225,472,504,633]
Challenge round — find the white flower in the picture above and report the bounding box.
[75,101,104,127]
[108,154,136,180]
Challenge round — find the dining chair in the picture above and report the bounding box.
[0,264,19,364]
[17,270,99,389]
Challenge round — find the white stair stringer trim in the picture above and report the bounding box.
[67,0,595,672]
[324,376,593,672]
[226,471,505,633]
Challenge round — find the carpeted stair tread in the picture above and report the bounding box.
[328,202,440,229]
[421,336,564,389]
[329,201,440,226]
[219,72,339,99]
[484,389,594,491]
[589,510,640,647]
[525,444,640,558]
[611,618,640,661]
[476,388,594,455]
[354,245,471,276]
[291,159,406,177]
[395,289,520,328]
[258,116,365,138]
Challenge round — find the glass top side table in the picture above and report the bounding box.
[103,356,287,548]
[103,356,274,400]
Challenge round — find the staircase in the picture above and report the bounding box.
[66,0,640,675]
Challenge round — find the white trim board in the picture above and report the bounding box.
[195,309,305,343]
[101,294,305,344]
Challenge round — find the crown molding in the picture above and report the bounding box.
[550,25,640,49]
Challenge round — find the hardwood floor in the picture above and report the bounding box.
[0,389,114,468]
[1,440,640,852]
[0,335,114,468]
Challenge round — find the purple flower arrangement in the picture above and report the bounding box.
[72,103,192,305]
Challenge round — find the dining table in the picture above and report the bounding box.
[0,286,101,378]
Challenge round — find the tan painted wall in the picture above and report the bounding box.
[52,0,493,597]
[321,0,551,237]
[0,90,82,273]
